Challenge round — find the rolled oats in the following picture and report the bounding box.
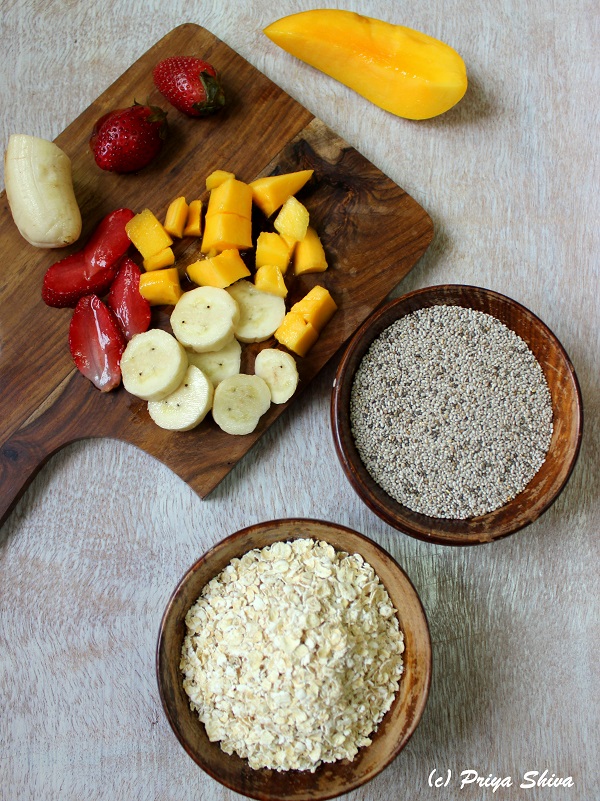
[180,538,404,772]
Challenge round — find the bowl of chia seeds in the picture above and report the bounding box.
[331,285,583,545]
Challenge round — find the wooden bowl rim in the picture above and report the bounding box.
[331,284,584,546]
[156,517,432,800]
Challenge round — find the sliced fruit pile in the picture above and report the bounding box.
[118,168,337,433]
[41,167,338,435]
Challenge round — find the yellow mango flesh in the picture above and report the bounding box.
[183,200,203,237]
[206,178,252,219]
[250,169,314,217]
[206,170,235,190]
[291,285,337,332]
[273,196,309,243]
[143,246,175,272]
[254,264,288,298]
[139,267,182,306]
[164,196,189,238]
[275,312,319,357]
[255,231,294,273]
[264,10,467,120]
[187,249,250,288]
[125,209,173,259]
[201,213,253,253]
[293,226,327,275]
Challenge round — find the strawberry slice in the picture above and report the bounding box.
[69,295,126,391]
[107,257,151,340]
[42,208,135,307]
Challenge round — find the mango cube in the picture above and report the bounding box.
[293,226,328,274]
[143,246,175,272]
[125,209,173,259]
[250,169,314,217]
[255,231,294,273]
[206,178,253,219]
[139,267,182,306]
[273,196,310,243]
[183,200,203,237]
[206,170,235,190]
[164,196,189,238]
[290,285,337,332]
[187,249,251,289]
[254,264,288,298]
[274,312,319,357]
[201,212,253,253]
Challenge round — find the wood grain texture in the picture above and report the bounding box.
[0,24,432,526]
[0,2,598,801]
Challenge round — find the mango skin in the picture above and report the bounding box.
[264,10,467,120]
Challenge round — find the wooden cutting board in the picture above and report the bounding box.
[0,23,433,527]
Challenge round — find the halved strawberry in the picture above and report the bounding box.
[107,257,151,340]
[42,208,135,308]
[69,295,126,392]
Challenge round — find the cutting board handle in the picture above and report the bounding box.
[0,430,64,527]
[0,373,105,529]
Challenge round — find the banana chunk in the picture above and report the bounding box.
[212,374,271,435]
[121,329,188,401]
[171,286,239,353]
[148,365,214,431]
[186,338,242,386]
[254,348,299,404]
[226,280,286,343]
[4,134,82,248]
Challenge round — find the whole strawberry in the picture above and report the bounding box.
[153,56,225,117]
[90,102,167,173]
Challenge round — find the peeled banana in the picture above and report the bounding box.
[227,280,285,343]
[254,348,299,404]
[121,329,188,401]
[148,365,214,431]
[212,374,271,435]
[4,134,82,248]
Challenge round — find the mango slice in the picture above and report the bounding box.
[273,196,310,243]
[206,178,253,219]
[264,10,467,120]
[290,285,337,331]
[250,169,314,217]
[201,212,253,253]
[206,170,235,190]
[139,267,182,306]
[255,231,294,273]
[164,196,189,238]
[293,226,327,275]
[274,312,319,357]
[183,200,203,237]
[125,209,173,259]
[143,246,175,272]
[255,264,288,298]
[187,249,251,289]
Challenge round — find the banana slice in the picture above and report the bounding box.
[226,280,286,343]
[171,286,240,353]
[121,329,188,401]
[148,365,214,431]
[212,374,271,435]
[254,348,299,404]
[186,338,242,386]
[4,134,82,248]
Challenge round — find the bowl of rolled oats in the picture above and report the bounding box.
[156,518,431,800]
[331,284,583,546]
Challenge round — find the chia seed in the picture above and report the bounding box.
[349,305,554,519]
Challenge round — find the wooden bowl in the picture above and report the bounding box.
[156,518,431,801]
[331,285,583,546]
